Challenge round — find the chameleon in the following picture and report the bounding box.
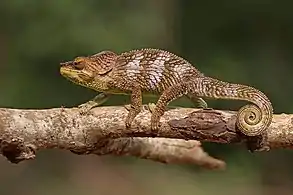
[60,48,273,150]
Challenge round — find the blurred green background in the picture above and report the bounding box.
[0,0,292,195]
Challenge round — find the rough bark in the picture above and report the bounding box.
[0,106,291,170]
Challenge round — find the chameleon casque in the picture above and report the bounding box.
[60,48,273,150]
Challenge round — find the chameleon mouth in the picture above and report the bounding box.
[60,66,95,89]
[60,66,75,76]
[60,66,82,83]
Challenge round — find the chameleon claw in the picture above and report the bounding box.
[151,122,160,133]
[196,97,208,109]
[147,103,156,113]
[124,104,132,111]
[125,123,131,128]
[125,118,132,129]
[150,117,160,133]
[125,111,135,129]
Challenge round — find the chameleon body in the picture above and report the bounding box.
[60,48,273,149]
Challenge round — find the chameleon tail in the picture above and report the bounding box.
[189,76,273,136]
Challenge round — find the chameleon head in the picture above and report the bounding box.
[60,56,95,87]
[60,51,117,90]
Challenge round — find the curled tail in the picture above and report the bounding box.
[190,77,273,136]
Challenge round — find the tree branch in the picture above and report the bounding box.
[93,137,225,169]
[0,106,291,169]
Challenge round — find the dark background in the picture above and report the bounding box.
[0,1,292,195]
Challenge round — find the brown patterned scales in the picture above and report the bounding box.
[60,48,273,151]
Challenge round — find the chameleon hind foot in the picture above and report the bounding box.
[148,96,208,130]
[150,112,161,132]
[195,97,208,109]
[186,94,209,109]
[147,103,156,113]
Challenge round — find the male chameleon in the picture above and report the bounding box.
[60,48,273,150]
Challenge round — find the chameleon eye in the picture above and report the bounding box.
[72,60,84,70]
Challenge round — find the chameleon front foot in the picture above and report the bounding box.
[123,106,141,128]
[124,88,143,128]
[125,103,156,112]
[125,103,159,129]
[78,101,98,115]
[126,103,160,130]
[125,108,141,128]
[196,97,208,109]
[125,119,132,128]
[78,93,110,115]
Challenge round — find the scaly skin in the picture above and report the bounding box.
[60,48,273,150]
